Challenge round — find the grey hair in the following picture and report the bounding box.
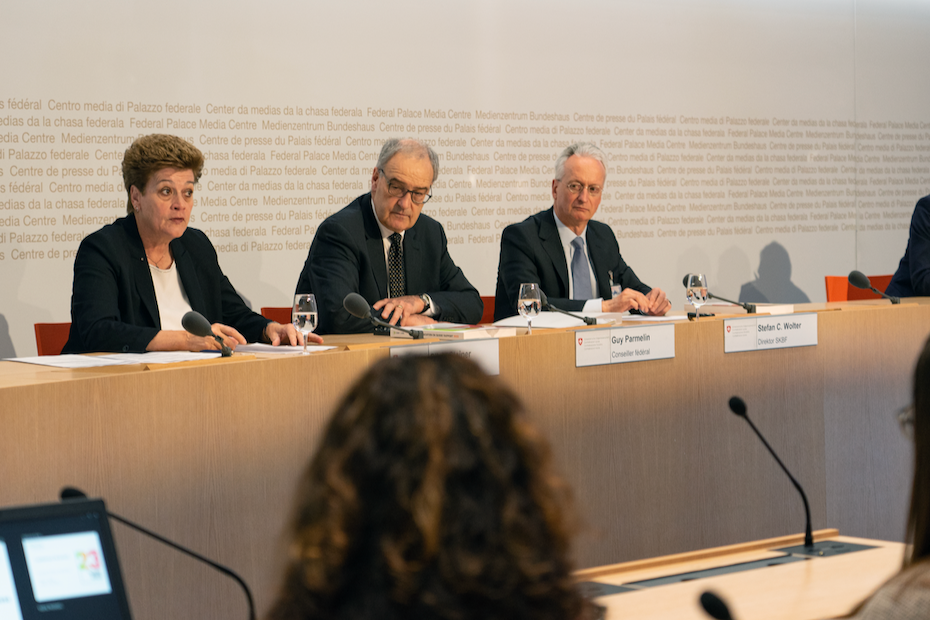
[376,138,440,184]
[554,142,608,180]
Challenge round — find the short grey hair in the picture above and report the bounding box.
[554,142,608,180]
[376,138,440,184]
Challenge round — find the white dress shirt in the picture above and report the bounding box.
[370,203,436,316]
[149,261,194,331]
[553,215,602,312]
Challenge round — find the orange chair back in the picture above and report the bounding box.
[824,275,894,302]
[34,322,72,356]
[260,307,292,324]
[824,276,848,302]
[479,296,495,324]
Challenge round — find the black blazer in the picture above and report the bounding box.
[887,194,930,298]
[62,214,269,353]
[494,208,650,320]
[295,193,483,334]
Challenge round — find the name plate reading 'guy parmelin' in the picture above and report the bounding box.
[390,340,500,375]
[575,324,675,368]
[723,313,818,353]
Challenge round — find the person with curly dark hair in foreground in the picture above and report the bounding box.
[267,353,595,620]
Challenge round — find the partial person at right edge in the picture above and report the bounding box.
[494,142,670,321]
[295,138,482,334]
[886,194,930,298]
[848,335,930,618]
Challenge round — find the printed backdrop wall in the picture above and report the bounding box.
[2,0,929,356]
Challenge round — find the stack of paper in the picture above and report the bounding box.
[390,323,517,340]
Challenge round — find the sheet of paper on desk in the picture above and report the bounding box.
[686,303,795,316]
[236,343,337,354]
[4,355,140,368]
[620,313,689,322]
[493,311,614,329]
[100,352,222,364]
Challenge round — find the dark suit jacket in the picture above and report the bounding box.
[494,208,650,320]
[887,194,930,298]
[295,193,483,334]
[62,214,269,353]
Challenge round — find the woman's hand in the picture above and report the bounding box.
[210,323,247,349]
[146,324,246,352]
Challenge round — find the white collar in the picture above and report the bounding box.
[371,200,405,241]
[554,211,587,246]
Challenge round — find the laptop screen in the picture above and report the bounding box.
[0,498,133,619]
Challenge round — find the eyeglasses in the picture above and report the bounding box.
[561,181,603,197]
[896,403,915,440]
[379,169,432,205]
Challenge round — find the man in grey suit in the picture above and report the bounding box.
[295,138,482,334]
[494,142,670,320]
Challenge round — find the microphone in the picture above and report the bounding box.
[60,487,255,620]
[699,591,735,620]
[343,293,423,339]
[848,270,900,304]
[181,311,233,356]
[539,290,597,325]
[728,396,813,550]
[708,292,756,313]
[682,275,756,314]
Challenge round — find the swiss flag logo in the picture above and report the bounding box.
[726,325,731,333]
[577,337,583,346]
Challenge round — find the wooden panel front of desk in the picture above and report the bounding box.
[0,304,924,620]
[504,305,920,570]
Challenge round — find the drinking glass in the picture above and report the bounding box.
[517,283,542,334]
[292,294,318,354]
[685,274,709,318]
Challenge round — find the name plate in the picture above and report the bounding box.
[575,324,675,368]
[724,313,818,353]
[390,339,500,375]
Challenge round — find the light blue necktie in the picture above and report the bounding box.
[571,237,592,300]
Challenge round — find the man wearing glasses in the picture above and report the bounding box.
[494,142,670,320]
[296,138,482,334]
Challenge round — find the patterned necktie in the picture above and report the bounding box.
[388,232,405,298]
[571,237,592,300]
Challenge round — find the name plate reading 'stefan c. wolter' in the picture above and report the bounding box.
[724,313,818,353]
[575,324,675,368]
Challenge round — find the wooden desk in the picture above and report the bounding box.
[0,302,925,620]
[577,530,904,619]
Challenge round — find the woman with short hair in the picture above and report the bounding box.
[63,133,318,353]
